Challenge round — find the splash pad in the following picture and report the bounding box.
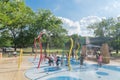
[25,58,120,80]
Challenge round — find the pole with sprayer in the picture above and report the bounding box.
[68,38,74,71]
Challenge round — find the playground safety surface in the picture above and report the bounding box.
[0,56,120,80]
[25,57,120,80]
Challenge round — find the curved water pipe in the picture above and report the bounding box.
[37,32,43,68]
[68,38,74,71]
[18,49,23,69]
[34,30,50,68]
[33,32,45,68]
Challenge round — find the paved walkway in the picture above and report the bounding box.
[0,56,33,80]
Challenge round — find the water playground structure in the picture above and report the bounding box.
[33,29,52,68]
[0,30,119,80]
[33,29,76,70]
[23,30,120,80]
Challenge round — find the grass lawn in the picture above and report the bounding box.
[2,47,68,57]
[111,51,120,57]
[112,53,120,57]
[22,47,69,54]
[2,47,120,58]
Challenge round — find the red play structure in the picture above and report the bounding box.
[34,31,46,68]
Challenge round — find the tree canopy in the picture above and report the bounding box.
[88,18,120,53]
[0,0,68,51]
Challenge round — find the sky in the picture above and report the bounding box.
[25,0,120,36]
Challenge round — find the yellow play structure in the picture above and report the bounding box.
[68,38,74,71]
[18,49,23,69]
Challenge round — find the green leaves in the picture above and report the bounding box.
[88,18,115,37]
[0,1,67,49]
[33,9,67,48]
[87,17,120,52]
[0,1,34,48]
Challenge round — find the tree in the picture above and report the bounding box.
[0,30,12,47]
[30,9,68,53]
[112,22,120,53]
[0,1,34,50]
[88,18,120,53]
[88,18,115,37]
[0,1,68,52]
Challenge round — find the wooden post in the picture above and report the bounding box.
[101,43,110,63]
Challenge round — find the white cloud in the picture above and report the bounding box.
[103,1,120,11]
[59,17,80,35]
[59,16,102,37]
[79,16,101,37]
[79,16,101,29]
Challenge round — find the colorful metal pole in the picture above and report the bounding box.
[35,30,49,69]
[68,38,73,71]
[18,49,23,69]
[37,33,43,68]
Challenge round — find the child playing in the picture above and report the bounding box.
[66,52,69,66]
[80,54,84,67]
[48,55,54,66]
[98,54,102,67]
[56,56,61,67]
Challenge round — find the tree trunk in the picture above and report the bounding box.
[44,42,47,54]
[14,43,17,51]
[32,46,34,53]
[10,28,17,51]
[116,49,119,54]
